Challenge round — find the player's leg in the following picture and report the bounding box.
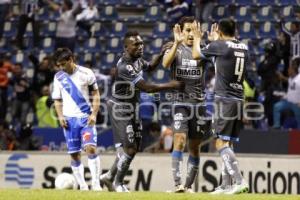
[64,117,88,190]
[81,119,102,191]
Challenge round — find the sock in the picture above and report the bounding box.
[107,146,124,181]
[172,150,183,186]
[114,153,134,186]
[71,160,87,187]
[184,155,199,189]
[219,147,243,185]
[88,154,100,185]
[221,161,231,187]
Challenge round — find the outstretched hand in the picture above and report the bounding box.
[191,21,203,40]
[207,23,219,41]
[173,24,184,44]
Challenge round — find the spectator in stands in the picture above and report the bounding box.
[10,63,31,125]
[0,0,12,40]
[35,85,58,128]
[29,53,55,98]
[16,0,43,49]
[0,120,18,150]
[158,0,193,24]
[281,21,300,60]
[47,0,82,51]
[76,0,99,37]
[195,0,215,22]
[17,123,41,150]
[274,58,300,129]
[257,41,281,126]
[0,56,13,121]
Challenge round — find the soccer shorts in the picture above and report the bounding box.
[63,116,97,154]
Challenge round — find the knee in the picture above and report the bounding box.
[85,145,97,155]
[215,139,230,151]
[70,152,81,161]
[173,133,186,150]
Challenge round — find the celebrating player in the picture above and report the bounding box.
[162,16,211,193]
[52,48,102,191]
[192,19,249,194]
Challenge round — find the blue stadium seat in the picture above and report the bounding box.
[211,6,229,21]
[84,38,101,53]
[92,22,108,38]
[257,6,276,21]
[280,6,294,20]
[234,6,253,22]
[256,0,277,6]
[0,38,11,53]
[110,22,127,37]
[105,37,122,53]
[12,52,30,67]
[47,10,60,21]
[238,22,257,39]
[100,6,119,21]
[153,22,171,38]
[40,21,56,37]
[38,8,50,20]
[148,38,164,54]
[24,24,33,37]
[3,21,16,37]
[144,6,162,22]
[41,38,54,53]
[152,67,170,83]
[278,0,298,6]
[258,22,277,39]
[101,53,118,69]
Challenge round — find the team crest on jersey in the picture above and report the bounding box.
[126,125,134,143]
[174,113,183,130]
[83,131,91,141]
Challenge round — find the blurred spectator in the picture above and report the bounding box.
[273,59,300,129]
[0,0,12,40]
[257,41,281,126]
[195,0,215,22]
[17,123,41,150]
[158,0,193,24]
[0,56,13,121]
[29,53,55,98]
[47,0,82,51]
[278,32,291,78]
[10,63,31,125]
[16,0,43,49]
[35,85,58,128]
[281,21,300,60]
[76,0,99,37]
[0,120,18,150]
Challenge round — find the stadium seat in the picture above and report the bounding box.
[211,6,229,21]
[38,8,50,20]
[280,6,294,20]
[41,38,54,53]
[256,0,277,6]
[0,38,10,53]
[48,10,60,21]
[257,6,276,21]
[110,22,127,37]
[148,38,164,54]
[144,6,162,22]
[238,22,257,39]
[40,21,56,37]
[258,22,277,39]
[24,23,33,37]
[153,22,171,38]
[3,21,16,37]
[234,6,253,22]
[92,22,108,38]
[84,38,101,53]
[100,6,119,21]
[152,67,170,83]
[101,53,118,70]
[278,0,298,6]
[105,37,123,53]
[12,52,30,67]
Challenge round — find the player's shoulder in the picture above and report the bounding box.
[77,65,94,76]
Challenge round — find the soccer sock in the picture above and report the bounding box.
[184,155,199,189]
[172,150,183,186]
[221,161,231,187]
[71,160,87,187]
[114,153,134,186]
[88,154,100,185]
[107,146,124,181]
[219,147,243,185]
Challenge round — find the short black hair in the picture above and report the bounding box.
[218,18,236,37]
[178,16,195,30]
[64,0,73,9]
[124,31,139,41]
[53,48,73,64]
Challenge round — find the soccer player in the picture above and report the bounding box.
[100,31,183,192]
[162,16,210,193]
[52,48,102,191]
[192,19,249,194]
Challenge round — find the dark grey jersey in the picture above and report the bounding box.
[169,44,206,103]
[111,55,149,105]
[202,40,249,100]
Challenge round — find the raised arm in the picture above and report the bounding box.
[147,42,174,72]
[162,24,183,68]
[46,0,60,11]
[136,79,183,93]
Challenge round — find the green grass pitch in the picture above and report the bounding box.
[1,189,300,200]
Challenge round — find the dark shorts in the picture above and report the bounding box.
[172,103,211,139]
[213,98,244,142]
[107,99,142,149]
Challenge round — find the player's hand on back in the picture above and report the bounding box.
[87,113,97,126]
[207,23,219,41]
[173,24,184,44]
[160,41,174,56]
[59,117,68,129]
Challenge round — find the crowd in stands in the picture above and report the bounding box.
[0,0,300,151]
